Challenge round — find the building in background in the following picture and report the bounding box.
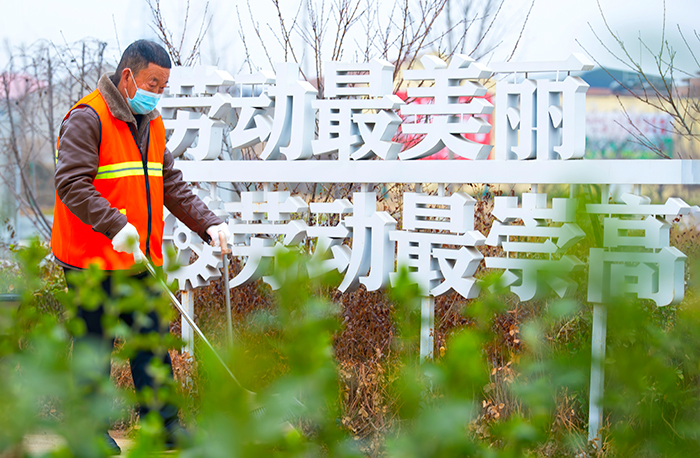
[583,68,676,159]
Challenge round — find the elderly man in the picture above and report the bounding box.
[52,39,228,453]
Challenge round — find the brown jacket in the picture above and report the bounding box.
[55,73,222,264]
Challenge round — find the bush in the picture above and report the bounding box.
[2,224,700,456]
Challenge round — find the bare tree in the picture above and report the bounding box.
[147,0,212,66]
[0,38,110,246]
[235,0,531,94]
[581,0,699,159]
[145,0,534,221]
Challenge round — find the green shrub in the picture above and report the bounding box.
[3,229,700,457]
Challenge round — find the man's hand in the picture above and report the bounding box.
[206,222,231,248]
[112,222,140,256]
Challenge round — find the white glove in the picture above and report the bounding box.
[133,249,145,264]
[112,222,141,256]
[206,222,231,248]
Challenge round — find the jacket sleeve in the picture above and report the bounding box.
[54,107,127,239]
[162,148,223,242]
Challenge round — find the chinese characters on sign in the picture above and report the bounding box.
[587,193,689,306]
[158,55,696,442]
[157,55,691,309]
[485,193,585,301]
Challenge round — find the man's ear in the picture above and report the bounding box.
[119,68,132,95]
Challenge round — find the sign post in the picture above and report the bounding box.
[420,296,435,361]
[588,303,607,445]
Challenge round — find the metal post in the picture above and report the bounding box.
[589,183,610,445]
[181,288,195,356]
[14,162,20,244]
[219,232,234,347]
[0,146,10,250]
[588,303,607,445]
[420,296,435,361]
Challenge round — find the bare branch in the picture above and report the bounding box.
[247,1,275,70]
[236,6,254,73]
[579,0,699,158]
[112,14,122,54]
[507,0,535,61]
[1,71,52,238]
[53,33,92,93]
[678,25,700,71]
[615,97,671,159]
[147,0,212,66]
[469,0,504,57]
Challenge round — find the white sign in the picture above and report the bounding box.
[156,55,695,308]
[157,58,700,444]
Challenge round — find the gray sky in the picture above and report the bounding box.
[1,0,698,77]
[515,0,699,74]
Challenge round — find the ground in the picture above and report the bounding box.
[21,430,134,456]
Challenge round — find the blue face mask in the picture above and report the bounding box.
[125,70,162,115]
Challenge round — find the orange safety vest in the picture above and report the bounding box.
[51,89,165,270]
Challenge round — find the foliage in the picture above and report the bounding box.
[2,220,700,457]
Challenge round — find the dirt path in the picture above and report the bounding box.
[21,430,134,456]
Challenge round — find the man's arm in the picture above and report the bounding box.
[162,149,223,243]
[55,107,127,239]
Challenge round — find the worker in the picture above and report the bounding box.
[51,39,229,454]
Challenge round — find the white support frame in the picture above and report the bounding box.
[177,159,700,185]
[588,183,610,446]
[181,288,195,356]
[420,296,436,361]
[588,303,607,445]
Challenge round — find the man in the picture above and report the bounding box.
[52,40,228,454]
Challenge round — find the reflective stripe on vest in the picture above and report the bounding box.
[95,161,163,180]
